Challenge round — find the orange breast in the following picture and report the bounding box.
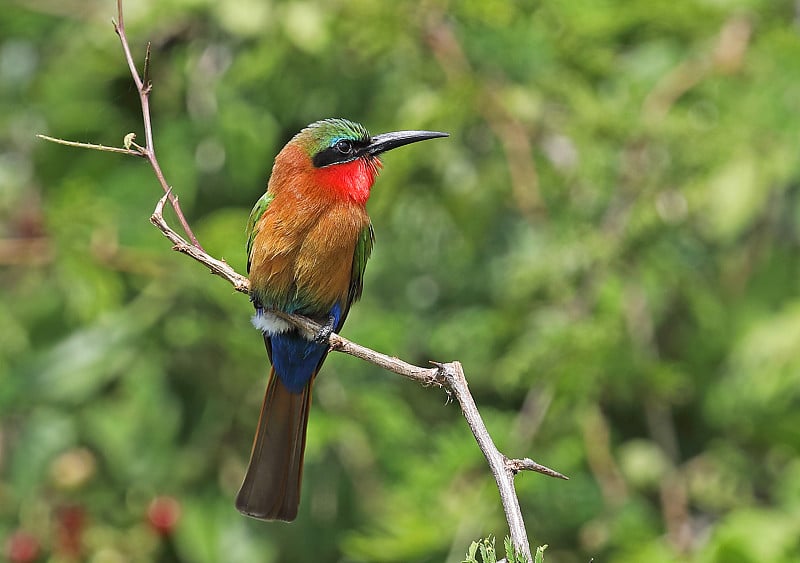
[248,193,370,313]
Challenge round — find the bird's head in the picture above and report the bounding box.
[276,118,447,205]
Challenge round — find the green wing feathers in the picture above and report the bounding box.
[349,222,374,305]
[246,191,275,273]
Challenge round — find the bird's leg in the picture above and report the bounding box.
[313,314,336,344]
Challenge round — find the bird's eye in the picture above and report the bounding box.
[334,139,353,154]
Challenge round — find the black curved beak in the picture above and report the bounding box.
[367,130,449,155]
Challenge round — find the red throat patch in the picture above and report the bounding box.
[313,157,382,205]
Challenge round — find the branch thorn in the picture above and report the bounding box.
[506,457,569,481]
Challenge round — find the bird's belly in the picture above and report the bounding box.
[249,203,367,315]
[291,229,357,310]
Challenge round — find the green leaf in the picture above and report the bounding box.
[504,536,515,563]
[478,538,493,563]
[463,541,479,563]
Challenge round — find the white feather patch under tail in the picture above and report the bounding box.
[251,310,292,335]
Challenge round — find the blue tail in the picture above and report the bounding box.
[270,303,342,393]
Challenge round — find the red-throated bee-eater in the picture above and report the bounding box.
[236,118,448,521]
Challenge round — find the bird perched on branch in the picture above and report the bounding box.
[237,118,447,521]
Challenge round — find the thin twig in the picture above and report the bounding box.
[36,134,143,157]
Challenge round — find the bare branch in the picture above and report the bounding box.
[150,193,249,294]
[37,134,143,157]
[439,361,534,560]
[112,0,202,250]
[149,192,564,563]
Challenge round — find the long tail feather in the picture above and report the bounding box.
[235,367,312,521]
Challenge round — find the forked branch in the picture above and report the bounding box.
[112,0,202,250]
[39,2,567,561]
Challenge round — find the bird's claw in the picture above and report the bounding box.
[313,315,336,344]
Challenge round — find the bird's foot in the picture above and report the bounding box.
[313,315,336,344]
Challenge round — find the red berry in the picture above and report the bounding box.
[5,531,39,563]
[147,496,181,536]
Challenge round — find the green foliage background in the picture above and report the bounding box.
[2,0,800,561]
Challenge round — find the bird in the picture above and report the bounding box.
[236,118,448,521]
